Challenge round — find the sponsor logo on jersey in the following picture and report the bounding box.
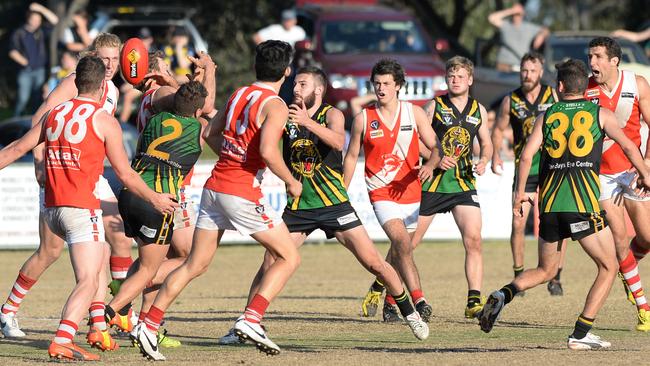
[370,130,384,139]
[400,125,413,131]
[590,98,600,105]
[442,115,453,125]
[570,221,590,234]
[337,212,359,225]
[586,89,600,97]
[221,135,247,162]
[538,103,552,112]
[286,123,298,139]
[46,146,82,170]
[139,225,157,238]
[441,108,453,114]
[466,116,480,125]
[370,120,380,129]
[621,92,635,99]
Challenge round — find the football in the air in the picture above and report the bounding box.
[120,38,149,85]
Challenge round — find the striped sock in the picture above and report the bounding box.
[89,302,107,331]
[394,291,415,317]
[571,314,594,339]
[631,238,650,262]
[385,294,397,306]
[244,294,269,324]
[144,306,164,332]
[410,289,425,305]
[620,250,650,311]
[53,319,78,344]
[2,272,36,314]
[138,311,147,324]
[467,290,481,307]
[513,265,524,278]
[109,256,133,281]
[371,279,385,292]
[500,283,519,304]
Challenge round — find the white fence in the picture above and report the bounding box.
[0,161,517,248]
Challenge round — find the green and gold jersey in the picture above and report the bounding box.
[539,99,603,213]
[423,95,482,193]
[132,111,202,197]
[283,103,349,210]
[510,85,556,176]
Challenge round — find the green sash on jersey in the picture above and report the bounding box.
[132,111,202,197]
[539,100,603,213]
[423,95,481,193]
[510,85,556,177]
[283,104,349,210]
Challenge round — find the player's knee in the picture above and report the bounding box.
[37,243,64,262]
[463,234,482,253]
[392,239,413,256]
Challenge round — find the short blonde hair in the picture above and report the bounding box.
[445,56,474,77]
[80,33,122,57]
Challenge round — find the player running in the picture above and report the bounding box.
[585,36,650,331]
[0,56,177,361]
[479,59,650,350]
[491,52,566,296]
[218,65,430,345]
[133,40,303,360]
[346,59,441,323]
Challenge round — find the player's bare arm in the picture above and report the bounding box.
[260,99,302,198]
[636,75,650,160]
[202,103,227,155]
[343,113,364,188]
[475,104,494,176]
[491,95,511,174]
[414,105,441,182]
[0,114,47,169]
[98,111,178,214]
[418,99,436,158]
[289,102,345,151]
[188,52,217,116]
[513,113,543,217]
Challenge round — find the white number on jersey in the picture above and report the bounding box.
[46,101,96,143]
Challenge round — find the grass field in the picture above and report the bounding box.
[0,240,648,365]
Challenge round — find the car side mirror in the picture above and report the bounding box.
[295,39,313,52]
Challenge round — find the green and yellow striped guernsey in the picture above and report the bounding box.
[423,95,482,193]
[510,84,556,176]
[132,111,202,198]
[539,99,603,213]
[283,103,349,210]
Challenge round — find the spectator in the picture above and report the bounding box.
[43,50,77,98]
[163,27,195,83]
[59,10,92,52]
[488,3,548,72]
[8,2,59,117]
[611,26,650,58]
[138,27,156,52]
[253,9,306,47]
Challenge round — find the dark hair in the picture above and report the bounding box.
[174,81,208,117]
[520,51,545,66]
[370,58,406,88]
[588,37,622,66]
[555,59,589,95]
[255,40,293,82]
[75,56,106,94]
[296,66,327,92]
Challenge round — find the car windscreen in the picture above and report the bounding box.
[321,20,431,55]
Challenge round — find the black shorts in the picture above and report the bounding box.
[282,201,362,239]
[512,174,539,193]
[118,189,174,245]
[539,211,608,242]
[419,190,480,216]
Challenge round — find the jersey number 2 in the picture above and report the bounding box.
[146,118,183,160]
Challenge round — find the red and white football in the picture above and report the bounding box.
[120,38,149,85]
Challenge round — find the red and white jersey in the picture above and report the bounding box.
[585,70,641,174]
[204,82,283,201]
[99,80,119,116]
[136,88,157,132]
[362,101,421,204]
[44,97,106,209]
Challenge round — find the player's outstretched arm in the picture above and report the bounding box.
[601,108,650,186]
[99,111,178,214]
[259,99,302,198]
[474,104,494,176]
[201,104,227,155]
[188,52,217,116]
[0,116,46,170]
[343,113,364,189]
[513,113,543,216]
[491,95,510,174]
[635,75,650,159]
[413,105,441,181]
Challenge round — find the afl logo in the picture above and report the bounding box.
[370,120,380,130]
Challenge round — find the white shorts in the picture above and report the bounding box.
[195,189,279,235]
[173,187,197,229]
[372,200,420,230]
[94,175,116,201]
[44,207,105,244]
[599,171,650,202]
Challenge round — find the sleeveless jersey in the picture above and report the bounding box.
[510,85,556,175]
[44,97,106,209]
[423,95,482,193]
[100,80,119,116]
[204,82,283,201]
[131,111,202,198]
[362,101,420,204]
[539,100,603,213]
[584,70,641,174]
[136,88,156,132]
[283,103,349,210]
